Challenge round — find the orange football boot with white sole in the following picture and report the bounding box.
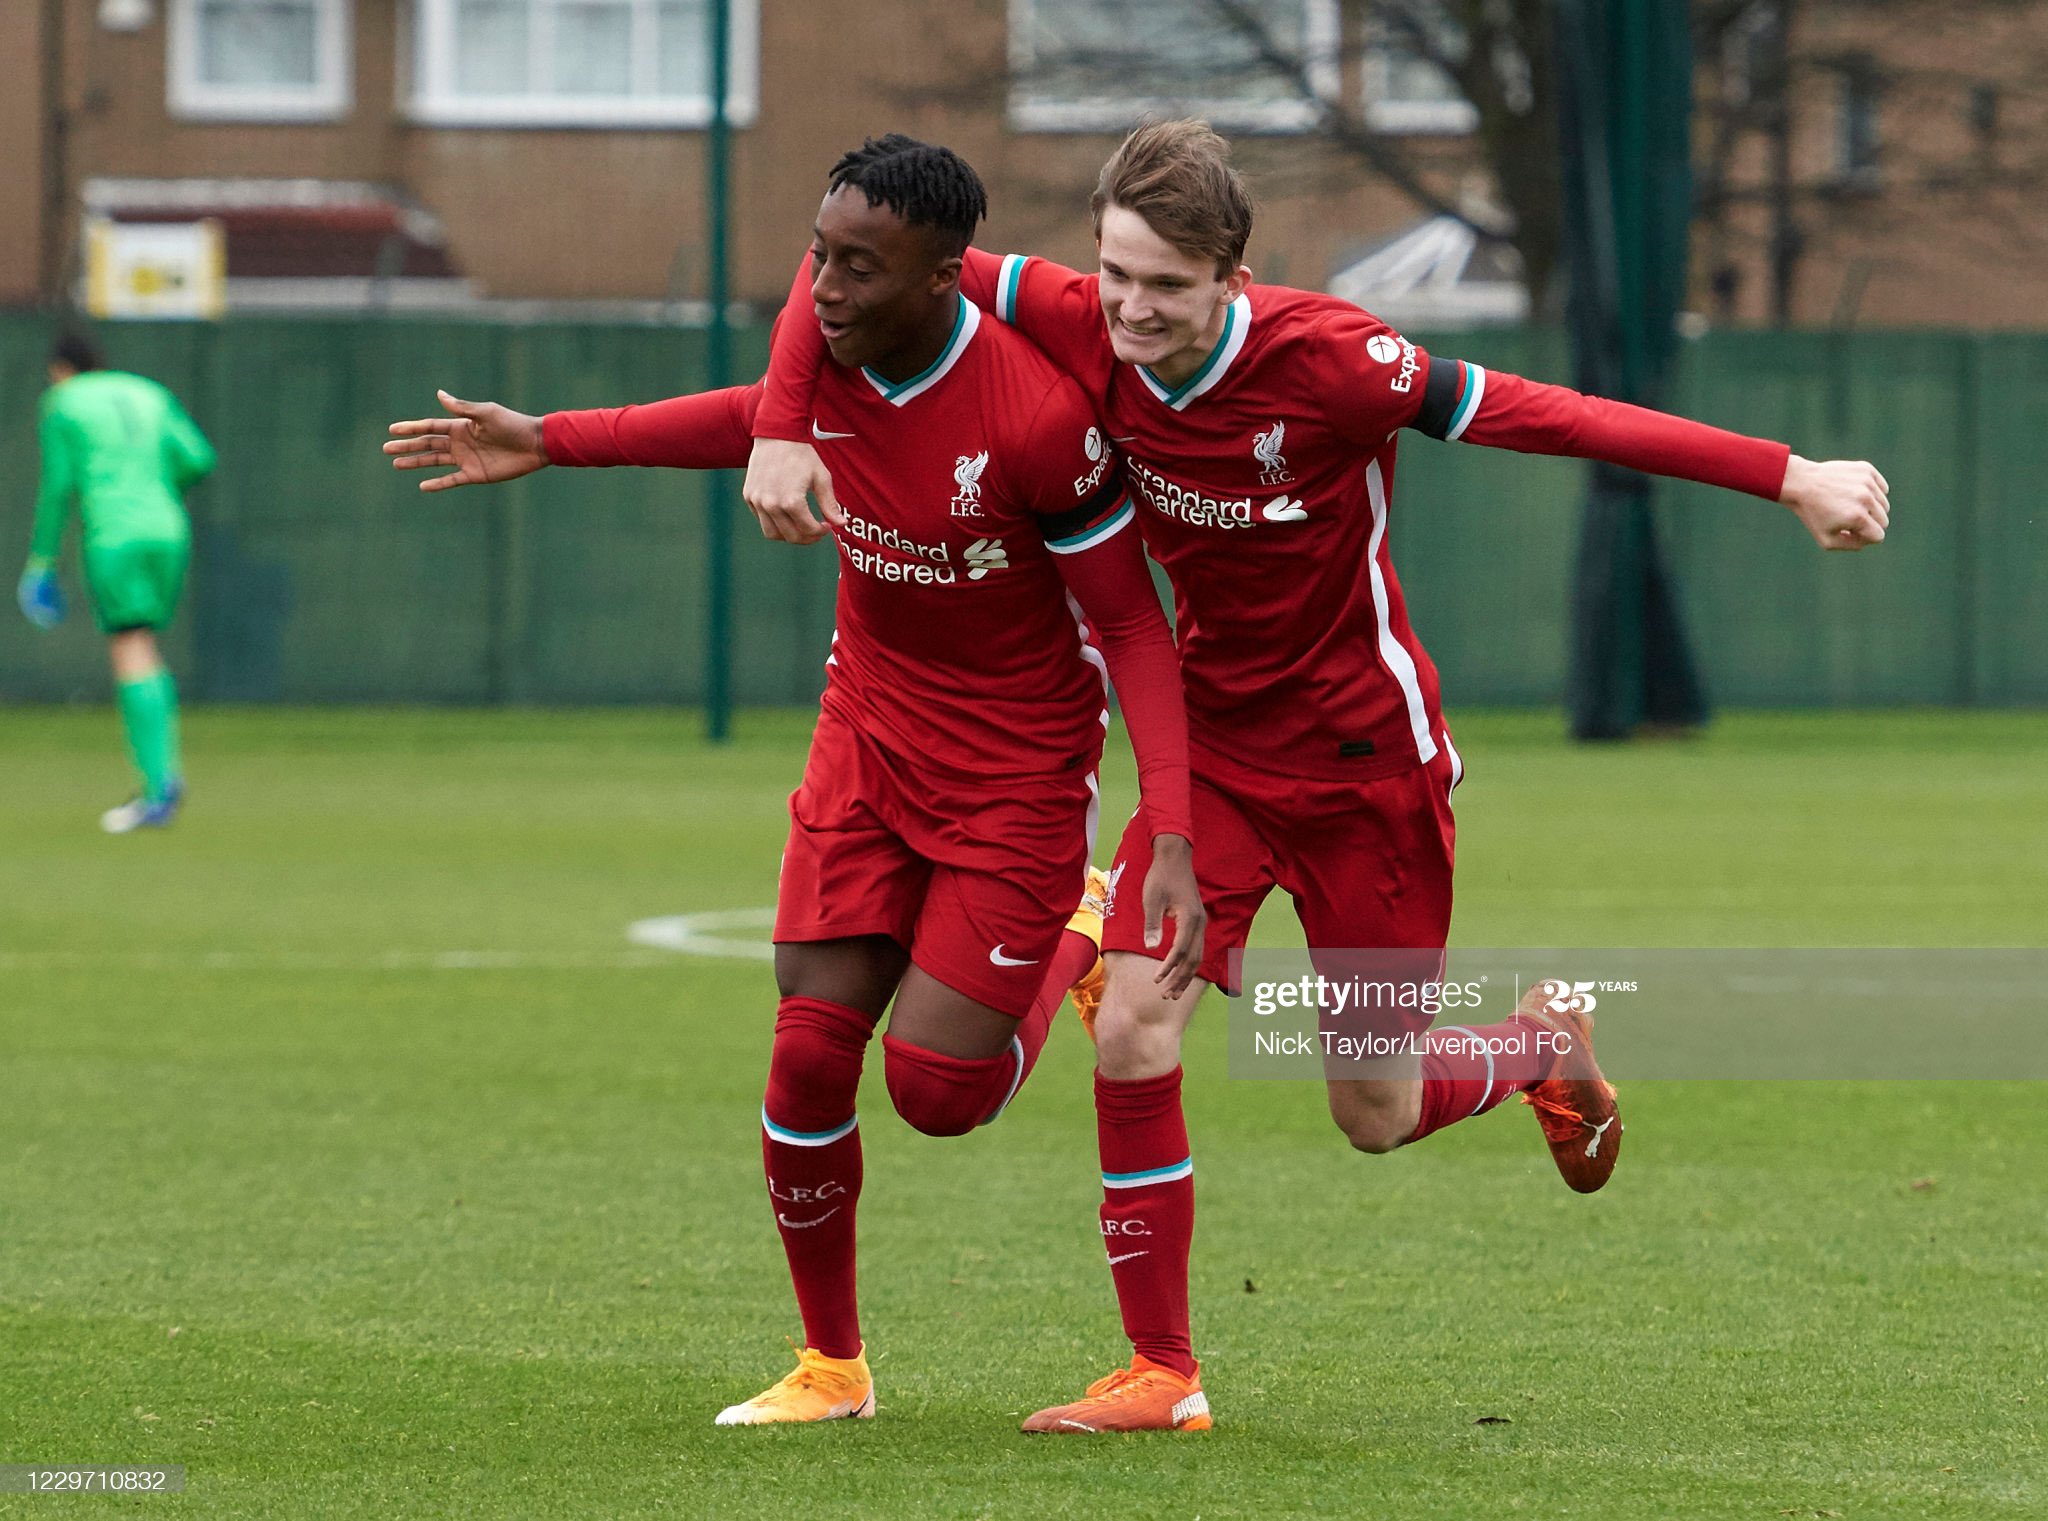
[714,1345,875,1425]
[1066,867,1110,1041]
[1020,1355,1211,1433]
[1516,982,1624,1193]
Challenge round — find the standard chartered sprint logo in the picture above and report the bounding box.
[837,513,1007,584]
[1128,458,1306,530]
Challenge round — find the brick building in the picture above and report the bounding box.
[3,1,2043,326]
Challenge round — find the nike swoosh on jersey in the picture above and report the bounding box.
[812,421,857,440]
[988,944,1039,967]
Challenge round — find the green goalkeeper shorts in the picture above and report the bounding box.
[82,536,190,633]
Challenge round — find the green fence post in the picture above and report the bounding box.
[702,0,735,740]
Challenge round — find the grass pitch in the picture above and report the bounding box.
[2,707,2043,1519]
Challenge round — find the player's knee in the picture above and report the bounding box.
[1338,1116,1407,1154]
[1094,967,1190,1077]
[1329,1090,1419,1155]
[882,1036,1007,1138]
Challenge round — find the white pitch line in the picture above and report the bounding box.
[626,907,779,962]
[0,909,781,973]
[0,949,681,973]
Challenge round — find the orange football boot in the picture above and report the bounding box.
[714,1345,875,1425]
[1516,981,1624,1193]
[1020,1355,1211,1433]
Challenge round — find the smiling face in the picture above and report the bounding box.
[809,185,962,376]
[1095,204,1250,387]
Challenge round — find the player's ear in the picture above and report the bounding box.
[1222,264,1253,301]
[929,253,964,298]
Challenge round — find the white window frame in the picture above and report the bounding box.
[407,0,760,129]
[1008,0,1341,134]
[1360,11,1476,135]
[167,0,354,122]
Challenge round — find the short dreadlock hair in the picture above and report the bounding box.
[827,135,988,258]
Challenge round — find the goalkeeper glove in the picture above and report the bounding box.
[17,561,65,629]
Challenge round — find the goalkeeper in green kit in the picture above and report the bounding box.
[17,334,215,832]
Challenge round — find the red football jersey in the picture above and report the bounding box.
[546,295,1185,809]
[802,298,1137,783]
[976,261,1453,780]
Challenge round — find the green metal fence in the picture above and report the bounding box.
[3,316,2043,708]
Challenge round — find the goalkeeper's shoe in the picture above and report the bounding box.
[101,781,183,836]
[1066,867,1110,1041]
[1020,1355,1210,1433]
[713,1345,874,1426]
[1517,983,1623,1194]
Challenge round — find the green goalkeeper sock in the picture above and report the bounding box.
[115,669,183,803]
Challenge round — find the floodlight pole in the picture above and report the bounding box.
[702,0,735,741]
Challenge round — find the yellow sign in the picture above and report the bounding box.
[84,218,227,320]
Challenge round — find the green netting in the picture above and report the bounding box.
[2,316,2042,707]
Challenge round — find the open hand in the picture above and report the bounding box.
[385,390,548,492]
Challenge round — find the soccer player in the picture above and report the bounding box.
[744,120,1892,1431]
[17,333,215,833]
[382,137,1205,1425]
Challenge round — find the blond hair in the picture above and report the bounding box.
[1091,119,1255,275]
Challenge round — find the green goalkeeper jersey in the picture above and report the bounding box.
[30,370,215,562]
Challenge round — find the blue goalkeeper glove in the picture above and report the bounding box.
[17,562,65,629]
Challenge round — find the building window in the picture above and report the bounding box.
[409,0,759,127]
[1361,4,1476,134]
[1833,53,1882,187]
[167,0,353,121]
[1009,0,1340,133]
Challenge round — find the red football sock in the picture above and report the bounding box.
[1012,925,1100,1090]
[1406,1013,1551,1144]
[1096,1067,1197,1378]
[760,996,875,1360]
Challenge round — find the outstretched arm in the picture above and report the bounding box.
[1407,357,1889,549]
[386,385,761,489]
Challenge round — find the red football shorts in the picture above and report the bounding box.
[775,707,1098,1017]
[1103,730,1462,1020]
